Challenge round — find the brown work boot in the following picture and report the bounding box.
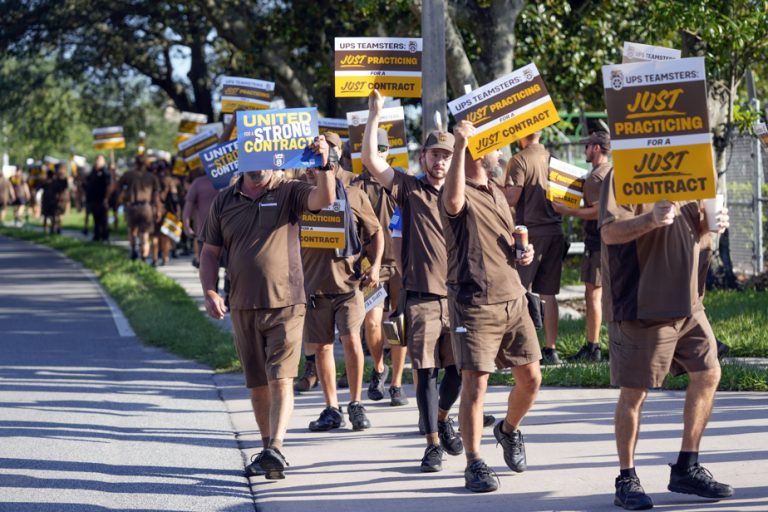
[294,359,318,392]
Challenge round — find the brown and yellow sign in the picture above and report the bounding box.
[178,131,220,172]
[319,118,350,141]
[175,112,208,148]
[602,57,715,204]
[755,122,768,145]
[92,126,126,150]
[160,212,183,243]
[347,106,408,174]
[335,37,422,98]
[448,63,560,159]
[547,158,588,208]
[220,76,275,114]
[300,199,346,249]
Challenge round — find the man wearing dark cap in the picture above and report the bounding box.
[354,127,409,407]
[199,135,335,480]
[441,120,539,493]
[552,131,612,362]
[362,90,464,473]
[504,131,564,365]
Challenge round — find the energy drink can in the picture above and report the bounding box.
[514,225,528,259]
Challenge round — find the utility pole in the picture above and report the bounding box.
[421,0,447,135]
[746,69,764,274]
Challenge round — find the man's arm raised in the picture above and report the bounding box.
[442,120,474,216]
[601,200,675,245]
[306,134,337,211]
[360,90,395,190]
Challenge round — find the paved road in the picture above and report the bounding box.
[2,233,767,512]
[0,236,254,512]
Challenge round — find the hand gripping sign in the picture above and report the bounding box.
[602,57,716,204]
[201,140,239,190]
[237,108,322,171]
[448,63,560,159]
[92,126,126,150]
[347,106,409,174]
[335,37,422,98]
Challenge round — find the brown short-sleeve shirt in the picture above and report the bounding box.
[302,185,381,295]
[583,162,612,251]
[390,171,448,296]
[352,172,397,268]
[439,179,527,305]
[118,170,160,204]
[505,143,562,236]
[200,176,314,309]
[599,169,702,321]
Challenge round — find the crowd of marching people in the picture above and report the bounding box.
[1,89,736,508]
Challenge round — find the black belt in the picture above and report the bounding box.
[407,290,444,300]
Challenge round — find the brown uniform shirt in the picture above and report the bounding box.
[583,161,612,251]
[352,171,397,268]
[201,176,314,309]
[301,186,381,295]
[506,143,562,236]
[119,170,160,204]
[440,179,527,305]
[599,169,702,321]
[389,171,448,296]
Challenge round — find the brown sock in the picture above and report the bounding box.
[261,437,270,449]
[503,420,517,434]
[270,438,283,450]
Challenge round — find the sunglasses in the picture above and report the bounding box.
[377,145,389,153]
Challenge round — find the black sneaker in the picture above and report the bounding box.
[420,444,444,473]
[568,343,601,362]
[715,338,730,359]
[259,447,289,480]
[244,451,266,477]
[464,459,499,493]
[389,385,408,406]
[483,413,496,428]
[614,474,653,510]
[367,365,389,401]
[541,347,561,365]
[308,406,345,432]
[437,417,463,456]
[348,401,371,430]
[493,422,526,472]
[668,463,734,499]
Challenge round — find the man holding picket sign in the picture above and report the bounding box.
[361,90,464,473]
[199,109,335,480]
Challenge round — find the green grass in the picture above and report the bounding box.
[5,207,129,238]
[0,226,239,372]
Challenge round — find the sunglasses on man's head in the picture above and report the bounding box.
[378,145,389,153]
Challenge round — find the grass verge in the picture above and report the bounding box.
[6,208,129,239]
[1,227,239,372]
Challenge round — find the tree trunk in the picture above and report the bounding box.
[486,0,525,79]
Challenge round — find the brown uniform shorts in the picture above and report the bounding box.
[580,248,602,287]
[304,291,365,343]
[516,233,565,296]
[125,203,154,233]
[449,296,541,373]
[608,309,719,389]
[406,294,454,369]
[230,304,305,388]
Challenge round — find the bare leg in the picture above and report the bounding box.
[681,367,720,452]
[459,370,489,461]
[364,307,385,373]
[139,232,151,259]
[250,385,271,439]
[505,361,541,429]
[268,378,294,447]
[390,345,407,386]
[341,333,365,402]
[585,283,602,344]
[615,387,648,469]
[541,294,559,349]
[312,342,338,408]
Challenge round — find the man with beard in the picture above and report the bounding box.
[361,90,464,472]
[199,135,335,480]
